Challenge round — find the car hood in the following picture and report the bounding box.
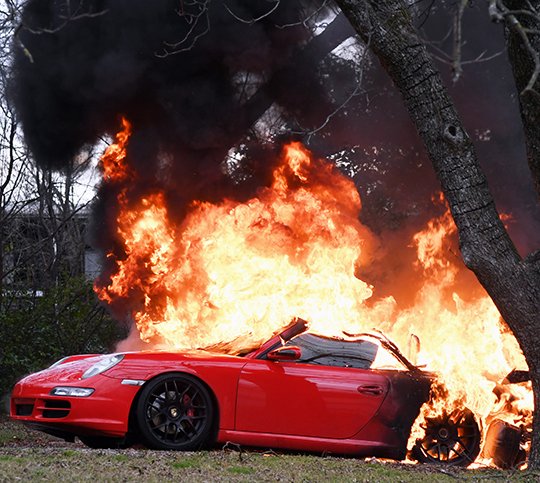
[104,349,248,381]
[16,349,244,387]
[14,354,110,388]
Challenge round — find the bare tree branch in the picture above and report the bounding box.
[451,0,469,82]
[489,0,540,97]
[223,0,281,25]
[157,0,210,56]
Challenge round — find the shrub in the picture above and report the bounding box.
[0,277,127,407]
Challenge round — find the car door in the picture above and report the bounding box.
[235,358,390,439]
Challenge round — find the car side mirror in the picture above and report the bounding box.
[267,346,302,361]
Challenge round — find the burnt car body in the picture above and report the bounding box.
[11,318,480,464]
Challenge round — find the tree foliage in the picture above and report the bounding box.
[0,1,124,406]
[0,276,126,404]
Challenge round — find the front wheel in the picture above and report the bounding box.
[411,408,481,467]
[136,373,215,450]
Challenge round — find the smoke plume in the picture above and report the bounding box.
[10,0,334,173]
[9,0,540,326]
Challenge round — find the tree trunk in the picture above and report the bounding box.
[334,0,540,469]
[505,0,540,196]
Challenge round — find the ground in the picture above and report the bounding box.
[0,416,537,482]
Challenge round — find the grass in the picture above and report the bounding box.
[0,417,539,482]
[0,427,22,446]
[170,455,203,469]
[227,465,255,475]
[0,448,465,482]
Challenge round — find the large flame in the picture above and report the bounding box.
[96,119,532,464]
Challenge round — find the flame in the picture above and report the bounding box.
[95,119,533,465]
[99,117,132,183]
[402,196,532,461]
[97,139,377,347]
[499,212,515,230]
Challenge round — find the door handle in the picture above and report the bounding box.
[357,384,384,396]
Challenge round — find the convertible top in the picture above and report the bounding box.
[286,333,378,369]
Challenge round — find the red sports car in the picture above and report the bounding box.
[10,318,481,465]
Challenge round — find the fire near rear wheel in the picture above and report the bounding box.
[412,408,481,467]
[136,373,214,450]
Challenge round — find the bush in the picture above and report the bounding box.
[0,277,127,407]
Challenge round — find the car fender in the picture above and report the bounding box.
[104,354,248,430]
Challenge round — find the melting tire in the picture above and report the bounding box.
[483,419,524,469]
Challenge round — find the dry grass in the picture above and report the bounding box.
[0,417,538,482]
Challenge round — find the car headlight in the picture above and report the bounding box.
[81,354,124,379]
[50,387,95,397]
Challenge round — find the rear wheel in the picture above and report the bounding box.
[136,373,214,450]
[412,408,481,467]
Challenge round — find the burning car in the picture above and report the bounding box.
[11,317,516,467]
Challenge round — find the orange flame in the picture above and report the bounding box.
[97,140,377,347]
[95,120,532,465]
[499,212,515,230]
[99,117,132,183]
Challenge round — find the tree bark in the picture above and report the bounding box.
[334,0,540,468]
[505,0,540,196]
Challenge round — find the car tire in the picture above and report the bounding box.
[412,407,481,467]
[483,418,523,468]
[135,372,215,450]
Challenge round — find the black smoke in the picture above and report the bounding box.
[10,0,540,320]
[10,0,334,174]
[9,0,354,322]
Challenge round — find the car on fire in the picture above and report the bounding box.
[10,317,525,467]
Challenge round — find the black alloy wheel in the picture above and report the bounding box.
[136,373,215,450]
[412,408,481,467]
